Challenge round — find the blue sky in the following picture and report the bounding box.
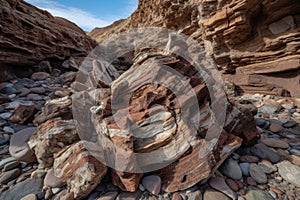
[25,0,138,31]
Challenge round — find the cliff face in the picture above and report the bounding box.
[0,0,96,81]
[89,0,300,96]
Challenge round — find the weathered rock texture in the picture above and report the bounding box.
[54,141,107,199]
[89,0,300,96]
[77,40,258,192]
[0,0,96,81]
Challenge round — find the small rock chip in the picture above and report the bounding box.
[249,164,268,184]
[142,175,161,195]
[219,158,242,180]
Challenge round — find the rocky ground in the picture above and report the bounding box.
[0,69,300,200]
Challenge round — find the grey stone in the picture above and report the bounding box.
[30,87,46,94]
[251,143,280,163]
[255,118,266,127]
[245,189,274,200]
[208,177,237,200]
[269,15,295,34]
[219,158,242,180]
[240,163,250,176]
[44,169,64,188]
[283,120,297,128]
[203,189,230,200]
[19,88,31,97]
[0,157,17,170]
[3,126,14,134]
[290,148,300,156]
[9,127,37,163]
[0,112,12,120]
[277,161,300,187]
[142,175,161,195]
[258,162,277,174]
[2,161,20,172]
[98,192,118,200]
[261,138,289,149]
[0,168,21,184]
[249,164,268,184]
[116,191,142,200]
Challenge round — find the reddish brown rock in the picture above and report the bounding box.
[81,47,257,193]
[9,104,36,124]
[111,170,143,192]
[33,96,73,126]
[28,118,79,168]
[31,72,50,81]
[53,141,107,199]
[0,0,96,81]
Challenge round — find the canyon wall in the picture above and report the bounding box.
[0,0,96,81]
[89,0,300,96]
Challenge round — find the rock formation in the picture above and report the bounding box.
[89,0,300,97]
[0,0,96,81]
[70,31,259,194]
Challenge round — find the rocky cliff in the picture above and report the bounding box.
[89,0,300,97]
[0,0,96,81]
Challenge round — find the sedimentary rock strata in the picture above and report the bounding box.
[89,0,300,96]
[0,0,96,81]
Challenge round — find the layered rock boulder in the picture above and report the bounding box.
[72,30,259,193]
[89,0,300,96]
[0,0,96,81]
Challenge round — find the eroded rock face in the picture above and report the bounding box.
[89,0,300,96]
[53,141,107,199]
[0,0,96,81]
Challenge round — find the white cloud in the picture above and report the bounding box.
[25,0,116,31]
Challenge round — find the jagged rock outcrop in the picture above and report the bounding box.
[0,0,96,81]
[89,0,300,97]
